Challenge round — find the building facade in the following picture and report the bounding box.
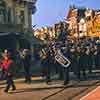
[92,11,100,37]
[34,21,68,42]
[0,0,37,33]
[66,5,100,38]
[0,0,37,51]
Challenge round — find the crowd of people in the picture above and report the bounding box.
[0,36,100,93]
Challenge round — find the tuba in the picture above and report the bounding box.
[54,49,71,68]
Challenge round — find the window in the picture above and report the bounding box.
[0,10,4,23]
[16,10,25,24]
[86,16,91,21]
[0,0,6,24]
[7,8,11,23]
[20,11,25,24]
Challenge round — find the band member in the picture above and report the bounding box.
[21,49,32,83]
[86,46,92,74]
[40,46,53,84]
[79,47,87,79]
[39,47,48,77]
[88,45,97,73]
[95,45,100,67]
[52,45,64,80]
[1,50,16,92]
[53,46,71,85]
[71,46,81,80]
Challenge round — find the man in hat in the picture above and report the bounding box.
[1,49,16,92]
[21,49,32,83]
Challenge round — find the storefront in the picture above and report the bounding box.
[0,32,22,52]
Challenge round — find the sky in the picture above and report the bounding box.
[32,0,100,29]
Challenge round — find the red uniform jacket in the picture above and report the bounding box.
[1,59,13,76]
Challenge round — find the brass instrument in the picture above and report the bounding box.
[55,49,71,68]
[39,48,47,59]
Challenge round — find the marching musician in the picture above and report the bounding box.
[53,45,64,80]
[86,45,92,74]
[1,50,16,92]
[88,45,97,73]
[95,44,100,67]
[62,47,71,85]
[79,47,87,79]
[39,47,48,77]
[21,49,32,83]
[53,46,71,85]
[68,45,81,80]
[40,45,53,84]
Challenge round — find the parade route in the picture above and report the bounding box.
[0,76,64,100]
[0,76,100,100]
[0,0,99,100]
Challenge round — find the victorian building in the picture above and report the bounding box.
[0,0,37,52]
[66,5,100,38]
[92,10,100,37]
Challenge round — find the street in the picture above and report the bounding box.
[0,71,100,100]
[0,0,99,100]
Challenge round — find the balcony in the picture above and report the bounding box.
[0,23,23,33]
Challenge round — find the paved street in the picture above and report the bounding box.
[0,72,100,100]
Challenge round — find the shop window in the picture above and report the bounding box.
[0,0,6,24]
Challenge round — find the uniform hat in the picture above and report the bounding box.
[2,49,10,57]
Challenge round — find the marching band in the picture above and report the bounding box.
[38,37,100,84]
[0,37,100,92]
